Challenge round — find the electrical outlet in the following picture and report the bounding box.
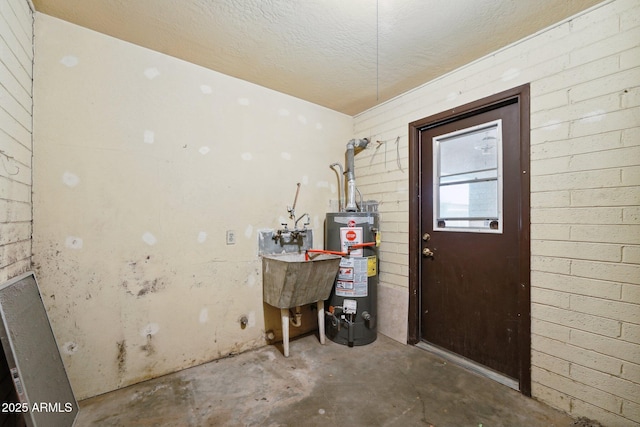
[226,230,236,245]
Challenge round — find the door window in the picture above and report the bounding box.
[433,119,503,233]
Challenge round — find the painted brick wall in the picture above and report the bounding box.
[353,0,639,425]
[0,0,33,283]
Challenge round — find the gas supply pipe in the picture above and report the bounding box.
[304,249,346,261]
[304,241,378,260]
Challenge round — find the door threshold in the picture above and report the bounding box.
[416,341,519,391]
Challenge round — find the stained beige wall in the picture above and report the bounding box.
[354,0,639,425]
[33,14,352,399]
[0,0,33,282]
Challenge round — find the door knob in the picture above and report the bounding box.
[422,233,431,241]
[422,247,434,257]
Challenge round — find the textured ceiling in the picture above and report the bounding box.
[32,0,604,115]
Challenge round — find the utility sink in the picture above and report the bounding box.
[262,253,341,309]
[262,253,341,357]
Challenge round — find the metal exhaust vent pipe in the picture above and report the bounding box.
[345,138,369,212]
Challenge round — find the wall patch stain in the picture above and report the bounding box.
[244,225,253,239]
[278,108,290,116]
[297,114,307,124]
[315,122,323,130]
[140,323,160,337]
[60,55,78,67]
[62,171,80,187]
[241,152,252,161]
[144,67,160,79]
[501,67,520,81]
[62,341,78,355]
[580,109,606,123]
[142,232,157,246]
[199,146,210,155]
[144,130,155,144]
[136,278,164,297]
[200,84,212,94]
[141,335,156,357]
[247,274,256,287]
[199,308,208,324]
[197,231,207,243]
[247,311,256,328]
[316,181,329,188]
[446,91,460,102]
[541,120,561,130]
[116,340,126,374]
[121,258,167,297]
[237,97,250,106]
[65,236,83,249]
[280,152,291,160]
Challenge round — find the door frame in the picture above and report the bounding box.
[407,85,531,395]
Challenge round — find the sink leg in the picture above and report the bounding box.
[317,300,326,345]
[281,308,290,357]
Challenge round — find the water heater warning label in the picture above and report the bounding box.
[336,257,368,297]
[367,256,377,276]
[340,227,363,256]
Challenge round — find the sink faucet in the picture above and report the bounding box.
[295,213,309,230]
[273,183,310,244]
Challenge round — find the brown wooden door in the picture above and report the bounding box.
[411,88,530,392]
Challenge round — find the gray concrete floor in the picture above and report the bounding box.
[76,333,575,426]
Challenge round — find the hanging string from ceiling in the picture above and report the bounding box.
[376,0,379,101]
[0,150,20,176]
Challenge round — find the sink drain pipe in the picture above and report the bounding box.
[290,306,302,327]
